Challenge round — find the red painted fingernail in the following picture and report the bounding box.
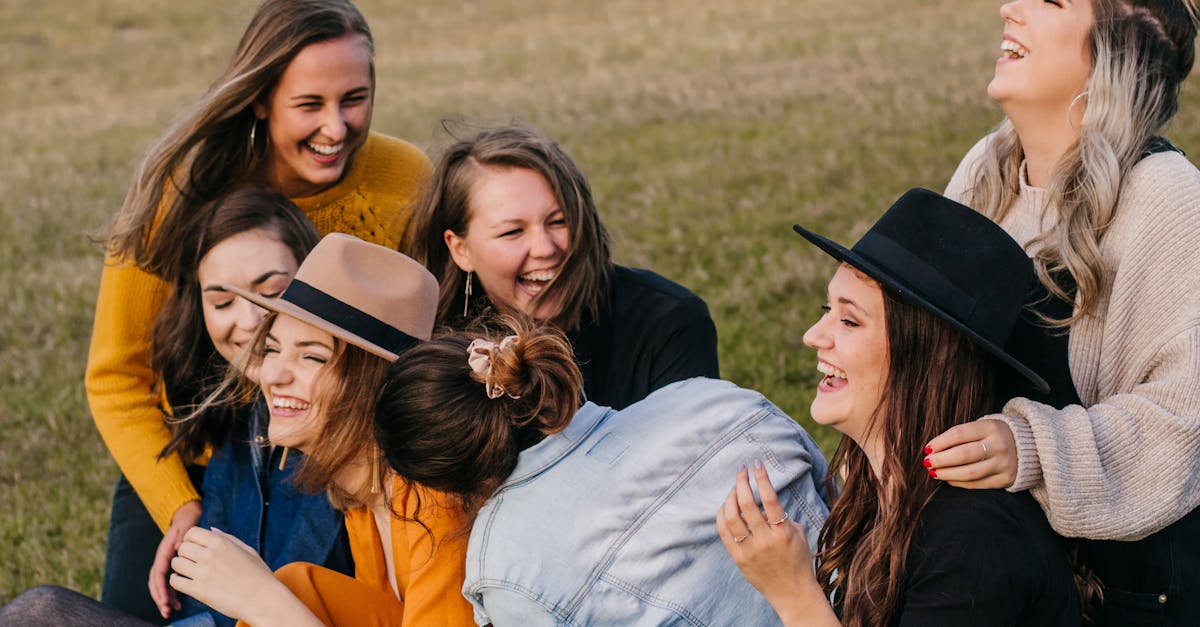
[923,446,933,455]
[928,469,938,478]
[922,457,932,468]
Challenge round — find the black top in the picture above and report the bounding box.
[567,265,719,410]
[894,487,1080,626]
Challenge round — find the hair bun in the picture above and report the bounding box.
[468,316,581,433]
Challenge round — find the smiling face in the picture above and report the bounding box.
[197,229,300,366]
[259,314,338,453]
[801,264,890,445]
[254,34,373,198]
[988,0,1095,116]
[444,165,570,321]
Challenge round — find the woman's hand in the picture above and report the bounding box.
[148,499,202,619]
[716,461,839,626]
[168,527,321,626]
[924,418,1017,489]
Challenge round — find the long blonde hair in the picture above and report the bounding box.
[106,0,373,282]
[962,0,1197,326]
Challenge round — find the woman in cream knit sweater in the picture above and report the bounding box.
[923,1,1199,624]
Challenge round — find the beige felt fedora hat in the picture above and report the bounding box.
[224,233,438,361]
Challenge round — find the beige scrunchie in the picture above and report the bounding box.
[467,336,521,400]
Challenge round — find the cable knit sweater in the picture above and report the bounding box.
[85,132,431,531]
[945,136,1200,541]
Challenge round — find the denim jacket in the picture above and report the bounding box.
[464,378,830,626]
[175,399,352,627]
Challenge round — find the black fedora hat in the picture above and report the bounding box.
[793,188,1049,394]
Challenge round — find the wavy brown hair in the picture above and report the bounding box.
[179,311,391,511]
[404,125,612,331]
[158,186,318,460]
[374,315,583,515]
[105,0,373,282]
[814,287,1003,626]
[960,0,1197,326]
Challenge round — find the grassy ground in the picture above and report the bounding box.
[2,0,1197,604]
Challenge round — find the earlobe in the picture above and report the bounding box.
[251,99,268,121]
[444,229,474,272]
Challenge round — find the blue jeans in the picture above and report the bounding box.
[100,467,204,625]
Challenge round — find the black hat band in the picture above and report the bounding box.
[282,280,420,356]
[856,231,978,324]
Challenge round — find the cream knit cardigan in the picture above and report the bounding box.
[945,136,1200,541]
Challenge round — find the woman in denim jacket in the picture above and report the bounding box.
[373,316,830,626]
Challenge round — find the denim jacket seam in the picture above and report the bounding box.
[469,578,575,624]
[562,405,776,614]
[597,572,710,626]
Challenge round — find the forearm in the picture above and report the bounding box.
[237,579,326,627]
[772,578,840,627]
[998,336,1200,540]
[86,258,199,530]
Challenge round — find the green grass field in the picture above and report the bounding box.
[2,0,1198,604]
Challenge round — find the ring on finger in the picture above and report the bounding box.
[980,441,989,459]
[769,512,789,526]
[733,533,750,543]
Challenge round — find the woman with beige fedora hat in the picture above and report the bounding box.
[166,234,474,626]
[86,1,432,618]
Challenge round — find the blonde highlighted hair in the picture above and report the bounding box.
[961,0,1197,326]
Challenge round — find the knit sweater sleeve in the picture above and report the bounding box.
[994,152,1200,541]
[85,257,199,531]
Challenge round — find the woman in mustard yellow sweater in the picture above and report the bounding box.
[86,0,430,620]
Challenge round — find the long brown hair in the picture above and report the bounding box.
[178,311,391,511]
[106,0,373,282]
[814,287,1003,626]
[962,0,1197,326]
[374,316,583,514]
[158,186,318,460]
[404,125,612,331]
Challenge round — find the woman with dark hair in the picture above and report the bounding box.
[86,0,431,619]
[373,316,829,625]
[406,124,718,410]
[168,234,473,626]
[88,0,434,614]
[923,2,1200,622]
[0,187,352,626]
[719,190,1080,626]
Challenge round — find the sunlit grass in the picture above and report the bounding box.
[3,0,1198,602]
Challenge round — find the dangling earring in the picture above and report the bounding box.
[463,271,473,318]
[277,446,289,471]
[370,451,382,494]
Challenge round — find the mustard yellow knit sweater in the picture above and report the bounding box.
[85,132,431,531]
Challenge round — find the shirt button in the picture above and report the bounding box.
[254,435,268,446]
[1159,594,1168,604]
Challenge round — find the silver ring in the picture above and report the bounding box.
[733,533,749,543]
[769,513,789,526]
[980,441,989,459]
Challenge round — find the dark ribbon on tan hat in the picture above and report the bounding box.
[284,279,420,357]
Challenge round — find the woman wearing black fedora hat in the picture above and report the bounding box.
[163,234,474,626]
[718,189,1080,626]
[924,1,1200,622]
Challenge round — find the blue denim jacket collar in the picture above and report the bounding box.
[500,402,610,489]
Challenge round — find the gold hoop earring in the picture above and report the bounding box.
[463,271,473,318]
[277,446,289,471]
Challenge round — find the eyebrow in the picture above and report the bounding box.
[288,86,370,102]
[836,296,870,317]
[265,333,334,352]
[202,270,290,293]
